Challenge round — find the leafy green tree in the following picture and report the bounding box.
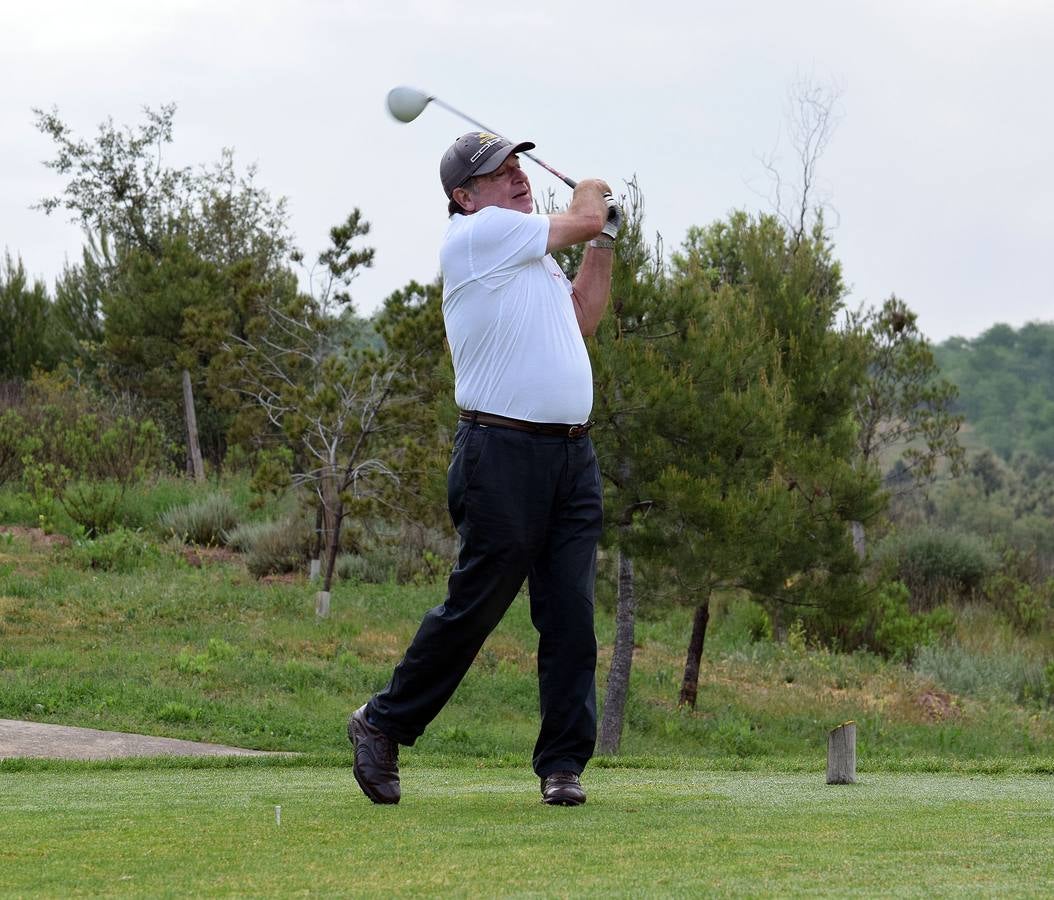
[371,277,454,529]
[99,235,229,476]
[936,321,1054,461]
[50,234,109,367]
[848,295,965,554]
[571,183,672,752]
[666,212,880,703]
[34,104,190,256]
[0,253,56,378]
[34,104,297,476]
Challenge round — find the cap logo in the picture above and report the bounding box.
[469,133,503,163]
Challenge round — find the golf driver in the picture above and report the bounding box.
[386,85,578,188]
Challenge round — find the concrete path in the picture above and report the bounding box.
[0,719,284,760]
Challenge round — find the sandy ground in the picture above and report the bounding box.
[0,719,286,760]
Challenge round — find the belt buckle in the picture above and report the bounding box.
[567,421,594,439]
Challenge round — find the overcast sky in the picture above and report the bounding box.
[3,0,1051,343]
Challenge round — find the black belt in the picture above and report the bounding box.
[459,410,595,439]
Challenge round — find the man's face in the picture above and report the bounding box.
[458,155,533,214]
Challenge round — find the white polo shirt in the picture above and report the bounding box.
[440,207,593,424]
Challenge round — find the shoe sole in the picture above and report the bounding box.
[348,713,399,805]
[541,795,586,806]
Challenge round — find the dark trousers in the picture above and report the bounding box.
[367,420,603,777]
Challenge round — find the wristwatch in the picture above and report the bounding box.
[589,238,615,249]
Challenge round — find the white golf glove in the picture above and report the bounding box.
[601,192,623,239]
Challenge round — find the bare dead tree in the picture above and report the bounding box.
[753,73,844,246]
[222,300,401,615]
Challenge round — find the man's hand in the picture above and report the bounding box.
[601,193,623,239]
[569,178,611,230]
[546,178,612,253]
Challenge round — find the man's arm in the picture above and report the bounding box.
[546,179,609,253]
[570,243,614,337]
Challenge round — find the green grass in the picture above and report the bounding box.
[2,528,1054,763]
[2,766,1053,896]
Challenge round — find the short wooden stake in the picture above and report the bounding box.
[826,721,856,784]
[315,590,331,618]
[309,559,321,581]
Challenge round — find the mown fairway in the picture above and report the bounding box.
[3,765,1054,897]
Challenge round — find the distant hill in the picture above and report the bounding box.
[935,321,1054,461]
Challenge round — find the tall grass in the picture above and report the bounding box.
[914,643,1049,705]
[158,493,241,545]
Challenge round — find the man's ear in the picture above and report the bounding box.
[451,186,475,213]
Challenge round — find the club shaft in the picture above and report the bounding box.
[430,97,578,189]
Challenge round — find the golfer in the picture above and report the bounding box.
[349,131,619,806]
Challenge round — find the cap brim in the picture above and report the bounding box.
[474,140,536,176]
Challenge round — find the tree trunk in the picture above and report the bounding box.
[310,502,325,580]
[770,601,788,643]
[315,495,344,619]
[850,520,867,559]
[598,540,637,755]
[181,368,205,483]
[678,596,711,709]
[321,495,343,594]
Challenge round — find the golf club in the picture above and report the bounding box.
[386,85,578,188]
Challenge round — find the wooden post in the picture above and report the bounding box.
[181,369,206,483]
[309,559,321,581]
[826,721,857,784]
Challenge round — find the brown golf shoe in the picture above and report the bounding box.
[348,705,400,804]
[540,771,586,806]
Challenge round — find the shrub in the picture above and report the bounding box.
[352,520,454,585]
[705,596,773,653]
[159,493,241,546]
[334,551,396,584]
[981,547,1054,634]
[57,479,125,536]
[67,527,161,573]
[874,527,997,609]
[914,642,1049,705]
[0,408,32,486]
[15,372,169,534]
[243,517,312,578]
[864,581,955,662]
[0,487,46,528]
[223,519,280,553]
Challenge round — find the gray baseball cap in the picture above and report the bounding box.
[440,131,536,198]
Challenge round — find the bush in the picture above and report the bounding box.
[981,547,1054,633]
[914,642,1049,706]
[243,517,312,578]
[57,479,125,536]
[334,551,396,584]
[348,520,454,585]
[223,519,280,553]
[0,486,47,528]
[874,527,997,609]
[159,493,241,546]
[67,528,161,572]
[0,408,32,486]
[866,581,955,662]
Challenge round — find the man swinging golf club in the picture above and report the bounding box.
[349,130,620,806]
